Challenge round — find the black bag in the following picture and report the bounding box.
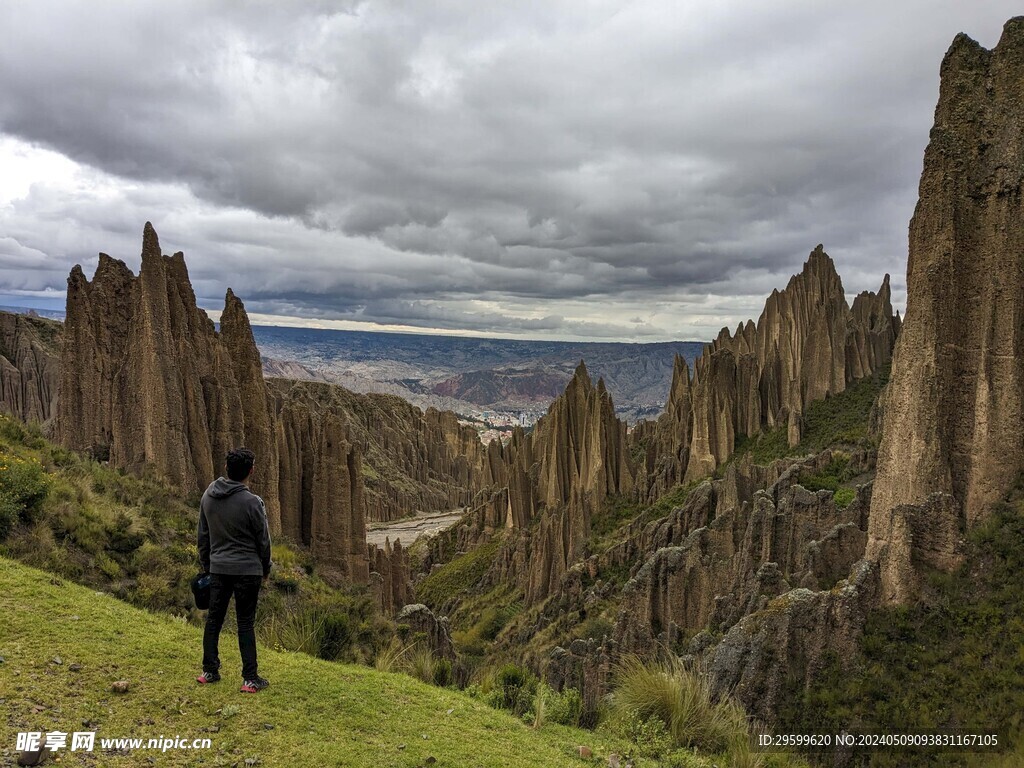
[190,572,213,610]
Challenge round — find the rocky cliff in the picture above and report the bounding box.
[0,311,60,425]
[704,17,1024,722]
[634,248,896,498]
[55,224,414,601]
[57,225,283,524]
[520,448,875,716]
[868,18,1024,604]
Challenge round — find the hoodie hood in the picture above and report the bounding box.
[206,477,250,499]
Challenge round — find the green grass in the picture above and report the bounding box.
[451,584,523,657]
[591,483,698,556]
[0,556,650,767]
[778,478,1024,767]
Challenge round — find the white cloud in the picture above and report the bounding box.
[0,1,1015,339]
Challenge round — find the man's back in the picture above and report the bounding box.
[198,477,271,577]
[196,448,271,692]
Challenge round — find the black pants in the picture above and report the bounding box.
[202,573,262,679]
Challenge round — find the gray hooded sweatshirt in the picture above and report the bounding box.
[197,477,272,576]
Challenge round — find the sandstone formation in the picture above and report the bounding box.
[708,560,879,724]
[55,224,409,602]
[397,603,456,661]
[369,538,412,615]
[868,18,1024,604]
[424,363,638,603]
[611,451,872,653]
[634,248,897,500]
[310,414,368,580]
[0,311,59,425]
[511,448,876,720]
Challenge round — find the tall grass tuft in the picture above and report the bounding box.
[374,637,411,673]
[409,645,438,685]
[259,609,327,657]
[607,654,755,758]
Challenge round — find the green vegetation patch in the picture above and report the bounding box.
[799,452,858,509]
[0,414,395,664]
[416,535,503,609]
[451,583,523,657]
[729,365,889,468]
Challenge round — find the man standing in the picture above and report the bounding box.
[196,447,272,693]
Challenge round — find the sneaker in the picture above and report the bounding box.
[196,671,221,684]
[240,675,269,693]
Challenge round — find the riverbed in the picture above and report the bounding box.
[366,509,465,548]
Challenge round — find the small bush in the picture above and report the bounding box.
[833,487,856,508]
[0,494,20,539]
[485,664,539,717]
[133,570,173,609]
[319,610,353,660]
[541,684,583,727]
[621,709,674,758]
[432,657,453,687]
[576,616,614,643]
[0,452,51,534]
[374,637,410,673]
[608,655,752,756]
[409,645,439,685]
[0,415,27,443]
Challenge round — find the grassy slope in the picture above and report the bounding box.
[0,557,640,768]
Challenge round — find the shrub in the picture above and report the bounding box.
[0,494,20,539]
[259,607,327,657]
[541,684,584,727]
[799,453,852,493]
[318,610,353,660]
[409,645,439,685]
[485,664,539,717]
[608,655,752,756]
[432,657,453,687]
[0,415,27,444]
[576,616,614,643]
[621,709,674,758]
[108,513,145,554]
[0,452,51,534]
[374,637,411,673]
[133,570,173,609]
[833,487,856,508]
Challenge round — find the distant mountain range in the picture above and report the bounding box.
[0,305,66,321]
[252,325,705,422]
[0,305,703,421]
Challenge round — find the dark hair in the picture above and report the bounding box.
[226,447,256,482]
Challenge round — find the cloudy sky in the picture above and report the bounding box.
[0,2,1017,341]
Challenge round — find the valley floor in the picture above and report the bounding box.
[366,510,466,548]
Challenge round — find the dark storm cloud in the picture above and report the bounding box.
[0,1,1018,340]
